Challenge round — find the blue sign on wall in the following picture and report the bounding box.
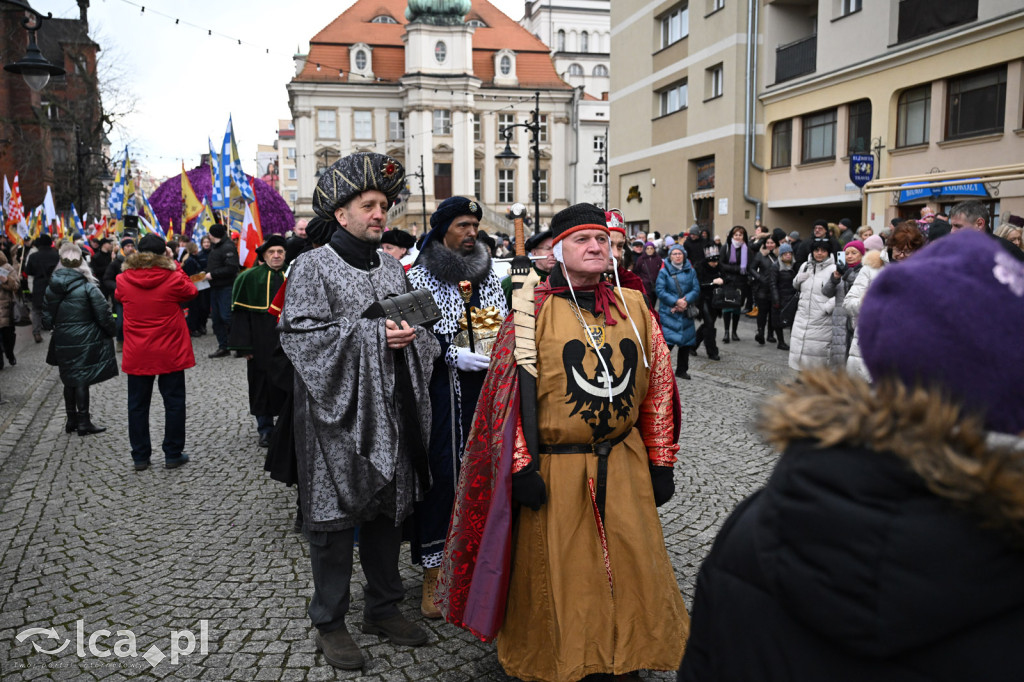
[897,178,988,204]
[849,154,874,188]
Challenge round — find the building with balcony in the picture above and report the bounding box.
[608,0,764,238]
[761,0,1024,232]
[287,0,576,234]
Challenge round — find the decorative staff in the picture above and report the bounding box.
[458,280,476,353]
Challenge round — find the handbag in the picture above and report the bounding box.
[361,288,442,329]
[12,294,30,326]
[668,269,702,320]
[712,284,743,310]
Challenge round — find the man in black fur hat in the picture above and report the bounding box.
[229,234,289,448]
[406,195,508,618]
[380,228,416,269]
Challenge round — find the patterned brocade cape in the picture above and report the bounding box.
[279,247,440,532]
[436,281,689,682]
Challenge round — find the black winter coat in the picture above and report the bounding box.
[749,249,778,300]
[25,245,60,308]
[206,238,239,288]
[679,372,1024,682]
[42,268,118,387]
[102,255,125,299]
[769,261,797,315]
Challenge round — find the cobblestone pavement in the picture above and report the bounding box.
[0,312,793,680]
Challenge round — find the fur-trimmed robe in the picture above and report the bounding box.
[679,369,1024,682]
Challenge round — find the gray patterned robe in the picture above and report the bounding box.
[279,247,439,532]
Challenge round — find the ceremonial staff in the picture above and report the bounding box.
[508,203,540,458]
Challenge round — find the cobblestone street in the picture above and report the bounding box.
[0,313,793,681]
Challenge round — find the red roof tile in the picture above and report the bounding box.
[294,0,569,90]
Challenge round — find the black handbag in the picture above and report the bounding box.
[668,271,702,320]
[711,284,743,310]
[361,288,442,329]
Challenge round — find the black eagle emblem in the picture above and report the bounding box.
[563,338,639,439]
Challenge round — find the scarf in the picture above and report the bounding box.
[545,268,626,325]
[329,224,380,271]
[729,241,748,274]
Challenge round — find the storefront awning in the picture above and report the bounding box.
[691,189,715,200]
[897,178,988,204]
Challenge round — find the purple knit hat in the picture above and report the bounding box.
[859,231,1024,434]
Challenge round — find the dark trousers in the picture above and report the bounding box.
[127,371,186,463]
[256,415,275,437]
[307,515,405,633]
[755,298,773,337]
[210,286,232,349]
[0,325,14,363]
[112,300,124,342]
[695,302,720,357]
[187,289,210,334]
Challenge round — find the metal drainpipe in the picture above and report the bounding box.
[743,0,763,223]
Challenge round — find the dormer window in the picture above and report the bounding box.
[493,49,517,85]
[467,19,487,28]
[500,55,511,75]
[355,50,367,70]
[349,42,374,79]
[370,15,398,24]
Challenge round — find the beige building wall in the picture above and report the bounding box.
[609,0,763,240]
[761,2,1024,234]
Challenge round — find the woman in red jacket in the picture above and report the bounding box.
[116,234,198,471]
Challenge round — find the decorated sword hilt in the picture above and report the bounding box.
[458,280,476,353]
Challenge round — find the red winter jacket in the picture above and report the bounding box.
[116,252,198,376]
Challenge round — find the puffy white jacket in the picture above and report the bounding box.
[788,256,836,371]
[844,250,886,380]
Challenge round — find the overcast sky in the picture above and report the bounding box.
[40,0,525,180]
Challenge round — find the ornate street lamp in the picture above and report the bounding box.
[497,90,543,229]
[404,155,428,235]
[2,0,66,92]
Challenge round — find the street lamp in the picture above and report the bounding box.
[403,155,428,236]
[496,90,543,230]
[2,0,66,92]
[596,128,609,209]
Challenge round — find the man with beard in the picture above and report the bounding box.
[229,234,290,448]
[279,153,440,670]
[501,228,555,309]
[406,196,507,618]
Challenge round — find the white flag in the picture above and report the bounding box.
[43,185,58,228]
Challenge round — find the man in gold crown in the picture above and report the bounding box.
[436,202,689,681]
[406,195,508,618]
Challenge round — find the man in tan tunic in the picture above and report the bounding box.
[437,203,689,682]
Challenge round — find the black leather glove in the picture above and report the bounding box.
[650,465,675,507]
[512,460,547,511]
[834,262,848,278]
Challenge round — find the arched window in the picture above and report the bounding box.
[568,63,584,77]
[370,15,398,23]
[593,64,608,77]
[500,55,512,75]
[557,29,565,52]
[580,31,589,52]
[467,19,487,28]
[355,50,367,70]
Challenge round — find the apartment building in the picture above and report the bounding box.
[761,0,1024,232]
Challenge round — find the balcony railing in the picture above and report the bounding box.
[897,0,977,43]
[775,35,816,84]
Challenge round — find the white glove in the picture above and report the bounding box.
[455,348,490,372]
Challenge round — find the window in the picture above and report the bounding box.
[474,168,482,198]
[499,169,515,203]
[473,114,481,141]
[593,166,606,185]
[433,110,451,135]
[660,5,689,49]
[371,15,398,23]
[287,168,297,180]
[500,55,512,75]
[498,112,515,137]
[771,119,792,168]
[707,64,723,99]
[41,100,59,121]
[435,41,447,63]
[659,80,688,115]
[840,0,861,15]
[594,135,605,153]
[355,50,367,70]
[896,85,930,147]
[581,31,589,53]
[947,66,1006,140]
[847,100,871,155]
[467,19,487,28]
[567,63,583,77]
[538,115,548,143]
[536,170,549,203]
[289,191,298,202]
[53,139,68,164]
[594,64,609,77]
[354,111,373,140]
[317,109,336,139]
[557,30,565,51]
[287,148,296,159]
[387,110,403,139]
[801,109,837,162]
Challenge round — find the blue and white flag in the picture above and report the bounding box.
[209,138,228,210]
[226,115,255,202]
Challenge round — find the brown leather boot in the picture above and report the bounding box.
[420,567,442,619]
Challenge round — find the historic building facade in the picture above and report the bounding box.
[287,0,576,234]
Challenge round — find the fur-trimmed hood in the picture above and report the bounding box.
[761,369,1024,534]
[861,249,885,270]
[414,239,492,286]
[124,252,178,272]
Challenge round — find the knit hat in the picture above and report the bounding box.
[845,240,866,255]
[664,235,676,247]
[863,235,884,252]
[550,203,608,246]
[137,234,166,255]
[668,243,685,256]
[34,234,53,248]
[380,228,416,249]
[812,219,829,230]
[778,243,793,255]
[789,231,801,241]
[839,218,854,229]
[810,238,832,252]
[859,231,1024,434]
[423,196,482,249]
[772,228,787,244]
[689,225,700,238]
[209,224,227,240]
[119,237,135,249]
[312,152,405,221]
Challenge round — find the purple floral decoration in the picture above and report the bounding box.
[148,164,295,236]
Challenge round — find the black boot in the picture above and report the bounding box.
[675,347,690,380]
[75,386,106,436]
[731,315,740,341]
[755,326,765,345]
[722,313,731,343]
[63,385,78,434]
[776,329,790,351]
